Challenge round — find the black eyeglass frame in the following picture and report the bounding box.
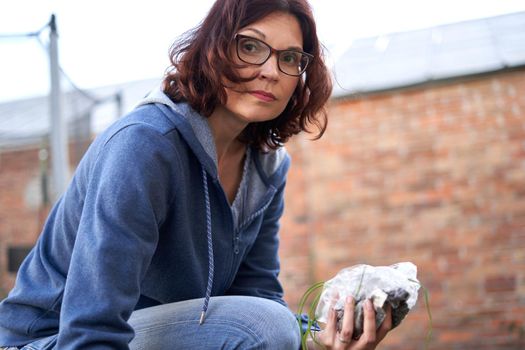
[234,34,313,77]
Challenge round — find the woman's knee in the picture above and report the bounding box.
[214,296,300,350]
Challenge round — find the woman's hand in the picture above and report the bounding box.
[309,296,392,350]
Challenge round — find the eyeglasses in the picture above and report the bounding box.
[235,34,313,77]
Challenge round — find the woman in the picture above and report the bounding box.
[0,0,391,349]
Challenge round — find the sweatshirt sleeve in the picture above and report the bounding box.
[56,124,177,349]
[226,181,287,306]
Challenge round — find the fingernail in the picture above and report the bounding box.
[365,299,373,311]
[346,296,353,304]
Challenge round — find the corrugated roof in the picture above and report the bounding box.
[332,11,525,97]
[0,78,159,150]
[0,92,94,149]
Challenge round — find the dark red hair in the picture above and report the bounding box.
[163,0,332,150]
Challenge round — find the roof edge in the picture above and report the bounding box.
[331,64,525,101]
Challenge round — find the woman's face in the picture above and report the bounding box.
[220,12,303,125]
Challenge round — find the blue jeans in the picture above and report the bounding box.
[129,296,300,349]
[6,296,300,350]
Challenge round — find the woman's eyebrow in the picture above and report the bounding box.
[243,27,266,38]
[241,28,304,51]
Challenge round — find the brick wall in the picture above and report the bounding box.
[0,148,47,296]
[0,140,88,298]
[280,69,525,349]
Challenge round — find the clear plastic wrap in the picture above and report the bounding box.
[315,262,420,339]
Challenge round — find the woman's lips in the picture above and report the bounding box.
[249,90,277,102]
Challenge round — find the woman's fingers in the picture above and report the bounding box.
[358,299,377,346]
[327,303,339,335]
[319,303,338,347]
[338,296,355,344]
[318,297,393,350]
[376,303,393,342]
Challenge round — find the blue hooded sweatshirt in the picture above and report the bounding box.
[0,89,291,349]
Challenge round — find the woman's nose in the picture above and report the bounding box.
[259,54,280,80]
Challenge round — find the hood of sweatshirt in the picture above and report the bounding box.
[136,88,288,178]
[135,88,290,323]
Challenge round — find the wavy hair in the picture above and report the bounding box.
[163,0,332,150]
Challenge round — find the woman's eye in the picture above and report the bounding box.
[281,52,299,65]
[241,40,261,53]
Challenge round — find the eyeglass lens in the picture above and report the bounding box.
[237,36,309,76]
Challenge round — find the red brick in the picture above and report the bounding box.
[485,275,517,293]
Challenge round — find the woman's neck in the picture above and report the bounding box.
[208,106,248,204]
[208,106,248,164]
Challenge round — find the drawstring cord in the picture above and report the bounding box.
[200,166,214,325]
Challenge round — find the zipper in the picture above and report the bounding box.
[231,185,277,255]
[211,177,239,290]
[212,177,277,290]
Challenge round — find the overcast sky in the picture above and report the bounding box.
[1,0,525,102]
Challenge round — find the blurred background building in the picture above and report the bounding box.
[1,11,524,350]
[280,11,525,350]
[0,77,159,292]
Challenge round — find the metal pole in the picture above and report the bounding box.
[48,14,70,200]
[115,91,123,118]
